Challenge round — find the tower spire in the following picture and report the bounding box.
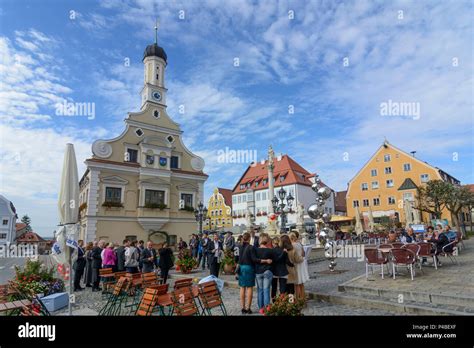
[154,18,159,44]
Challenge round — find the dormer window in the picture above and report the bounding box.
[125,148,138,163]
[280,175,286,182]
[135,128,144,137]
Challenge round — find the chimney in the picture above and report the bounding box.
[410,151,416,157]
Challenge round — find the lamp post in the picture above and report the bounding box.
[271,188,294,233]
[194,201,208,234]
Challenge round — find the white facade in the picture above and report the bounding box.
[232,184,335,229]
[0,195,17,245]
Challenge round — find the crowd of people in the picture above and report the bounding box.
[72,239,174,292]
[71,229,311,315]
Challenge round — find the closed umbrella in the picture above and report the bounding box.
[412,201,421,224]
[368,206,375,232]
[57,143,80,316]
[404,199,413,226]
[354,205,363,235]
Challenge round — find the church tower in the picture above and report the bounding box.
[141,21,168,109]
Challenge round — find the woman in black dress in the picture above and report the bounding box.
[158,243,174,284]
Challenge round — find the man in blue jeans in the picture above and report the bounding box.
[200,233,210,270]
[254,234,274,313]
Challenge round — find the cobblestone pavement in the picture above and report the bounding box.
[50,239,474,316]
[54,280,398,316]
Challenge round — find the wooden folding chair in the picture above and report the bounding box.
[171,287,200,316]
[135,288,158,316]
[173,278,193,290]
[99,277,129,316]
[198,281,227,316]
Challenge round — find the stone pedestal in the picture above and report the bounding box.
[264,220,278,236]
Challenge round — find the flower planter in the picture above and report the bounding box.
[222,263,236,275]
[180,267,192,274]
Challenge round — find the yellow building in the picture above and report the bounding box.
[78,36,208,246]
[346,140,460,228]
[204,188,233,231]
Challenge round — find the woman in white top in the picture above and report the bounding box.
[289,231,309,301]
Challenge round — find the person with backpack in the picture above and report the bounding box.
[124,240,140,273]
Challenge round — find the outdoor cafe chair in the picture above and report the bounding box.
[440,241,458,265]
[390,248,416,281]
[197,281,227,316]
[390,242,404,249]
[402,244,422,272]
[171,287,200,316]
[364,249,389,279]
[417,242,437,269]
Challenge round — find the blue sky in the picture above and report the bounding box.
[0,0,472,237]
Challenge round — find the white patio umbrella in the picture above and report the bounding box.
[354,205,363,235]
[368,206,375,232]
[412,201,421,224]
[404,199,413,227]
[57,143,80,316]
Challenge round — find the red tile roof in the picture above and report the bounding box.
[232,154,314,193]
[16,231,46,243]
[218,188,233,208]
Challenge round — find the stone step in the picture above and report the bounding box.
[308,291,474,316]
[338,276,474,309]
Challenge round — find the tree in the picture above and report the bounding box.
[20,215,32,232]
[443,186,474,236]
[416,180,449,219]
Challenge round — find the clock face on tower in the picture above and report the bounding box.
[152,90,162,101]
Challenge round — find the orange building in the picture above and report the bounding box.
[346,140,460,228]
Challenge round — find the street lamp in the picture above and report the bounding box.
[272,188,294,233]
[194,201,208,234]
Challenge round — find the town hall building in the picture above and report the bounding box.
[78,34,208,246]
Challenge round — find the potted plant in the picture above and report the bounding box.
[179,205,195,212]
[175,249,197,274]
[262,212,267,216]
[9,259,65,298]
[220,249,236,274]
[262,293,305,316]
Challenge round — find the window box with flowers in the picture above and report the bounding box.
[256,212,262,217]
[144,203,168,210]
[179,205,195,212]
[237,215,242,218]
[102,201,124,208]
[262,212,268,216]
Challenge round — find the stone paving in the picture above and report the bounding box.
[54,278,398,316]
[24,238,474,316]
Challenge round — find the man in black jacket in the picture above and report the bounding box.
[73,240,86,291]
[115,239,129,272]
[207,234,223,277]
[90,240,104,291]
[201,233,210,270]
[140,241,158,273]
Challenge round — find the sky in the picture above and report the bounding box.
[0,0,472,237]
